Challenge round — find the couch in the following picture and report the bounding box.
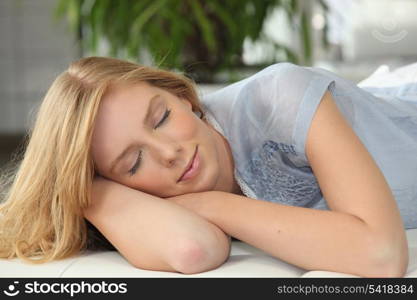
[0,228,415,278]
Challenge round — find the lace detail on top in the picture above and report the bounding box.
[234,169,257,199]
[241,140,322,206]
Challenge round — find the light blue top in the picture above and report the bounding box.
[200,62,417,229]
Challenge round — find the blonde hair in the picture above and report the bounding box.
[0,56,205,263]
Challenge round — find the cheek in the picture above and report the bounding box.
[172,111,199,139]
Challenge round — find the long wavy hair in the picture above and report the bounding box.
[0,56,205,263]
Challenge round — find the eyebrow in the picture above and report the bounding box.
[109,94,161,173]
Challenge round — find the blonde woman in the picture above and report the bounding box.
[1,57,416,277]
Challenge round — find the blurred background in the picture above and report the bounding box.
[1,0,417,168]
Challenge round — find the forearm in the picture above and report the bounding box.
[86,178,230,274]
[194,191,403,277]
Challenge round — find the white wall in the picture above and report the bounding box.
[0,0,78,134]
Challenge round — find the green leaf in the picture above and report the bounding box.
[54,0,70,20]
[53,0,325,81]
[71,0,83,33]
[300,10,312,65]
[206,1,237,37]
[188,0,217,52]
[131,0,167,39]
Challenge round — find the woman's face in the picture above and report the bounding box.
[91,81,237,198]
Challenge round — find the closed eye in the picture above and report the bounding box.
[155,108,171,128]
[128,108,171,176]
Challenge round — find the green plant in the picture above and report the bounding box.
[56,0,328,83]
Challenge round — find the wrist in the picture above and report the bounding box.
[196,190,224,223]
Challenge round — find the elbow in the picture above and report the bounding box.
[171,242,209,274]
[364,239,409,278]
[170,239,230,275]
[374,249,408,278]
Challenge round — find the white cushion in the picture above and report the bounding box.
[1,228,416,278]
[358,62,417,88]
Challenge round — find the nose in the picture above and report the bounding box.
[148,138,183,167]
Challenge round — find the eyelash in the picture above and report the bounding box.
[128,108,171,176]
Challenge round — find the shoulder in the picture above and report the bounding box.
[253,62,308,80]
[238,62,309,101]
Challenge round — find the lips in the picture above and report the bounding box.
[178,146,198,182]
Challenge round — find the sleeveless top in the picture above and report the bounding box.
[200,62,417,229]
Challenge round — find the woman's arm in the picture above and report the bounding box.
[168,92,409,278]
[84,177,230,274]
[172,192,403,277]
